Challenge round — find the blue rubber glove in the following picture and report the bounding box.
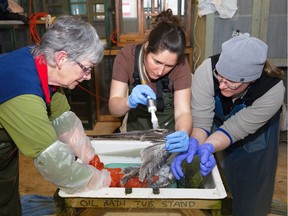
[197,143,216,176]
[166,131,189,153]
[171,138,199,180]
[128,84,156,108]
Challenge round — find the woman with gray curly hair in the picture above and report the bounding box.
[0,15,110,216]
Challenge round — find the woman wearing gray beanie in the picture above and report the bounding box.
[171,33,285,215]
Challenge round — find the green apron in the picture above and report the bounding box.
[127,91,175,131]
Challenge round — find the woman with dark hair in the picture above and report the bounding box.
[109,9,192,153]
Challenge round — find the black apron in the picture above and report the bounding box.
[0,129,22,216]
[211,54,281,216]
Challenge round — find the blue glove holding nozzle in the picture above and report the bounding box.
[128,84,156,108]
[171,138,199,180]
[166,130,189,153]
[198,143,216,176]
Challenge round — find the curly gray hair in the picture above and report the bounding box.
[32,15,105,67]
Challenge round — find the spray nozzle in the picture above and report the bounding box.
[146,96,157,113]
[147,96,159,129]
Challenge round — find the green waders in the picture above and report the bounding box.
[127,91,175,131]
[0,129,21,216]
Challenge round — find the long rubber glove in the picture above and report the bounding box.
[166,130,190,153]
[128,84,156,108]
[89,157,150,188]
[89,155,104,170]
[107,168,149,188]
[170,138,199,180]
[197,143,216,176]
[124,177,148,188]
[106,168,125,187]
[52,111,95,164]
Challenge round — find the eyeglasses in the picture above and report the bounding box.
[77,62,93,75]
[213,69,244,90]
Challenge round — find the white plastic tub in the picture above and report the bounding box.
[59,139,227,199]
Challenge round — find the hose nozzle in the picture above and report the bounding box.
[147,96,159,129]
[147,96,157,113]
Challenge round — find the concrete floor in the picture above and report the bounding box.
[19,122,287,215]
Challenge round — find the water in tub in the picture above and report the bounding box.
[90,129,204,189]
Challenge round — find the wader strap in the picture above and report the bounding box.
[156,80,164,112]
[210,54,221,96]
[0,129,13,142]
[210,53,220,71]
[132,44,142,87]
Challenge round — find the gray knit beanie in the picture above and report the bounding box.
[216,33,268,82]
